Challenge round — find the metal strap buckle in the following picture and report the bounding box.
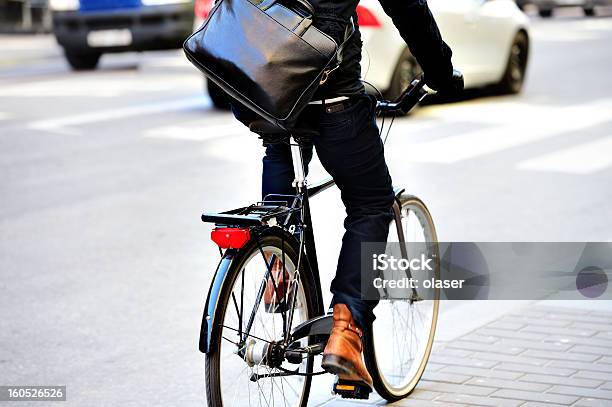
[320,65,340,85]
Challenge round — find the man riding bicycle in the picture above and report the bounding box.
[230,0,462,394]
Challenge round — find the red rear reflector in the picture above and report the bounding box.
[356,5,381,28]
[195,0,213,20]
[211,228,251,249]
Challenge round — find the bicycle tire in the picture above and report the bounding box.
[363,194,440,402]
[205,227,323,407]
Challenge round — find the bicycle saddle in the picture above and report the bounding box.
[249,120,287,135]
[250,120,317,146]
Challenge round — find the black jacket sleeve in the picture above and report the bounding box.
[377,0,454,90]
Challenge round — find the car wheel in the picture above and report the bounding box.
[385,47,421,102]
[583,7,595,16]
[65,51,101,71]
[206,78,230,110]
[538,9,553,17]
[496,31,529,95]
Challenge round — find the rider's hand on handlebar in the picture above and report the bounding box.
[425,69,464,96]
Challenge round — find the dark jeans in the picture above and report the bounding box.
[259,94,395,330]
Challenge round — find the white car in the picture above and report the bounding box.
[195,0,530,108]
[359,0,530,99]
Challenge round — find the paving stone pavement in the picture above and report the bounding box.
[316,305,612,406]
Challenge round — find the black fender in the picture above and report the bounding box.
[393,187,405,200]
[198,249,237,353]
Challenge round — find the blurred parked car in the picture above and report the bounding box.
[194,0,530,109]
[360,0,530,99]
[516,0,611,17]
[50,0,194,70]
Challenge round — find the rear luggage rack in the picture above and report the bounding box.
[201,201,299,227]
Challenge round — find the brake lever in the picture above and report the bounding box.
[376,74,430,115]
[399,84,429,114]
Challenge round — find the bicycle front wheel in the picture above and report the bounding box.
[363,194,440,402]
[205,229,323,407]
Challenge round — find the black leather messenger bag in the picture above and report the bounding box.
[183,0,353,130]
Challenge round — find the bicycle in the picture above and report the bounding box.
[198,74,440,406]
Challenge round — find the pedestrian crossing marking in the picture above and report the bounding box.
[28,96,209,134]
[140,98,612,174]
[0,76,196,98]
[144,120,246,141]
[517,135,612,174]
[21,86,612,175]
[531,18,612,42]
[404,100,612,164]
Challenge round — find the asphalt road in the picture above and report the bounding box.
[1,11,612,406]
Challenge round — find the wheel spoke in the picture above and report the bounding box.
[369,199,439,397]
[213,242,311,406]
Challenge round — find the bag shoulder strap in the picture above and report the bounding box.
[320,17,355,84]
[337,16,355,65]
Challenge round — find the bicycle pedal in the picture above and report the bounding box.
[332,378,371,400]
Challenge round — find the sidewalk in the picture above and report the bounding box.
[316,303,612,406]
[0,34,60,66]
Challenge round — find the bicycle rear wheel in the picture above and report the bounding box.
[205,229,323,407]
[363,194,440,401]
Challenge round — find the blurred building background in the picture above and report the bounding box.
[0,0,52,32]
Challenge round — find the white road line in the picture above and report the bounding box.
[144,121,247,141]
[420,99,546,125]
[517,135,612,174]
[0,112,10,121]
[147,118,434,144]
[531,18,612,42]
[406,100,612,164]
[2,79,170,98]
[380,116,442,135]
[28,96,209,134]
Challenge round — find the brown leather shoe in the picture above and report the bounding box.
[263,254,290,313]
[321,304,373,390]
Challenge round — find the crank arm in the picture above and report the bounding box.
[250,368,328,382]
[250,369,298,382]
[285,342,326,361]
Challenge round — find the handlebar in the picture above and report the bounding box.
[376,69,464,115]
[375,73,428,115]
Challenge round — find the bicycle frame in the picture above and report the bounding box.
[198,140,332,354]
[199,75,429,354]
[198,166,409,354]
